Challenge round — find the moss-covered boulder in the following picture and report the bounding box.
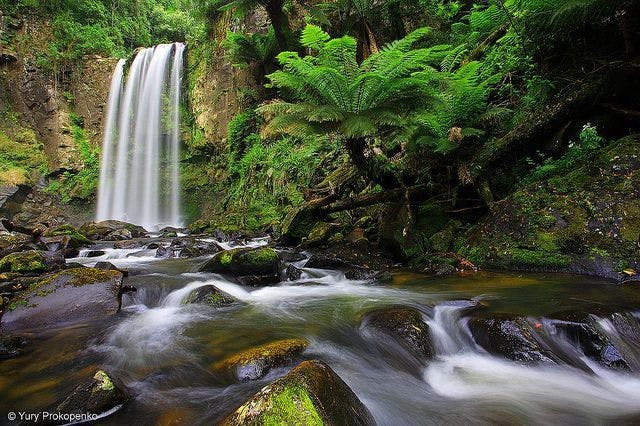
[41,224,91,249]
[1,267,123,331]
[221,360,373,425]
[212,339,307,382]
[360,306,433,360]
[0,250,53,274]
[183,285,235,308]
[199,247,280,286]
[278,205,323,246]
[56,370,129,416]
[468,314,554,364]
[80,220,147,241]
[460,135,640,280]
[0,231,32,254]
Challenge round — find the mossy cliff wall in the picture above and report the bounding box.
[0,14,116,224]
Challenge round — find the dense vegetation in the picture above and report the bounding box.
[1,0,639,270]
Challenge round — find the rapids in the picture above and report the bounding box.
[2,237,640,425]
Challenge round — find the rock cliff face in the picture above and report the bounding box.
[0,15,116,225]
[0,17,115,173]
[188,10,266,149]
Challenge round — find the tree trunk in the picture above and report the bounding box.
[265,0,289,50]
[345,137,400,189]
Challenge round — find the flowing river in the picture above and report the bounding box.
[1,237,640,425]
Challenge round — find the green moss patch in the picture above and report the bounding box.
[0,250,47,274]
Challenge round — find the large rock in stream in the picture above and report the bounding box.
[1,267,123,331]
[468,314,554,364]
[79,220,147,241]
[360,306,433,360]
[199,247,280,286]
[221,360,374,425]
[55,370,129,417]
[212,338,308,382]
[183,285,236,308]
[544,310,633,370]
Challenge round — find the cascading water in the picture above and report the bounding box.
[96,43,185,230]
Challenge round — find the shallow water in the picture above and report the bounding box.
[2,239,640,425]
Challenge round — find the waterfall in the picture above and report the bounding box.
[96,43,185,230]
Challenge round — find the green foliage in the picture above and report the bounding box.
[45,114,100,202]
[223,28,279,77]
[0,107,48,186]
[5,0,202,72]
[523,123,605,185]
[225,118,332,228]
[260,25,445,141]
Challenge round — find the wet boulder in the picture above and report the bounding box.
[41,224,91,249]
[159,226,184,237]
[198,247,280,286]
[221,360,373,425]
[304,253,350,270]
[94,261,128,277]
[468,314,553,364]
[545,310,631,370]
[55,370,129,416]
[284,264,303,281]
[172,238,222,258]
[361,306,433,359]
[80,220,147,241]
[212,338,308,382]
[183,285,235,308]
[0,250,62,274]
[1,267,123,332]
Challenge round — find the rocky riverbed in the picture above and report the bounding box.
[1,220,640,424]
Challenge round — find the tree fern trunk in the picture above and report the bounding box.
[345,137,399,189]
[265,0,289,50]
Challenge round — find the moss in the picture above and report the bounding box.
[93,370,115,393]
[243,248,279,264]
[508,248,571,269]
[43,224,91,246]
[215,339,308,371]
[220,252,233,266]
[0,250,47,274]
[262,386,323,426]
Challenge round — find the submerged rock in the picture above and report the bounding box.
[221,360,373,425]
[0,333,27,359]
[183,285,235,308]
[468,314,553,364]
[199,247,280,286]
[212,338,308,382]
[361,306,433,359]
[1,267,123,331]
[56,370,129,416]
[80,220,147,241]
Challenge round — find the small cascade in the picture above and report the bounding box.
[96,43,185,230]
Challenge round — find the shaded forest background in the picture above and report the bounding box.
[0,0,639,278]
